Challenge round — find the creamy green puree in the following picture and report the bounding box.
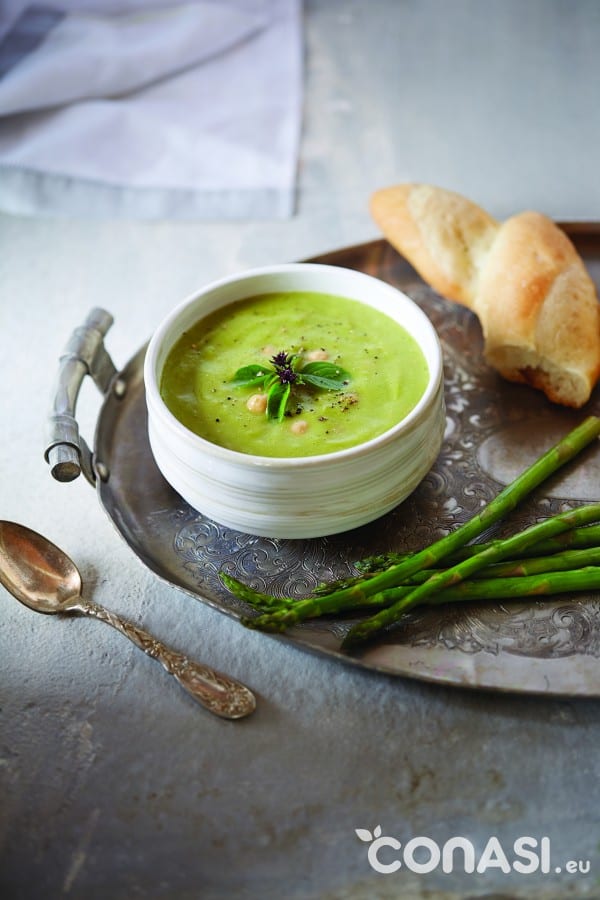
[160,291,429,458]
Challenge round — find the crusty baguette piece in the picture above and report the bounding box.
[370,183,500,307]
[370,183,600,408]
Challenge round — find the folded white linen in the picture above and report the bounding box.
[0,0,303,219]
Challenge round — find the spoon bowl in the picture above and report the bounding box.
[0,521,82,613]
[0,521,256,719]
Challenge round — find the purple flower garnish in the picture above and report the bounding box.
[270,350,293,370]
[270,351,298,385]
[278,367,298,385]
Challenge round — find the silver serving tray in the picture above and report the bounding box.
[46,234,600,696]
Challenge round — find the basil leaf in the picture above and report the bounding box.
[231,364,268,387]
[301,361,350,390]
[266,381,291,421]
[264,372,280,390]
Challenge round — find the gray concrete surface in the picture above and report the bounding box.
[1,2,600,898]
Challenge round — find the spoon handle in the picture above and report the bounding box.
[78,598,256,719]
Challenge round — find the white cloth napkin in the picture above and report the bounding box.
[0,0,303,218]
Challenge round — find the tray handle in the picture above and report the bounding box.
[45,308,119,485]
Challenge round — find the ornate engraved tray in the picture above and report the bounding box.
[48,231,600,696]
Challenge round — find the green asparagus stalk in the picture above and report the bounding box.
[312,543,600,599]
[220,574,296,613]
[236,416,600,633]
[225,547,600,617]
[342,503,600,648]
[405,546,600,583]
[233,558,600,618]
[355,523,600,575]
[230,566,600,616]
[347,566,600,612]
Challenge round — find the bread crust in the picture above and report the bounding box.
[476,211,600,407]
[369,183,600,408]
[370,183,499,307]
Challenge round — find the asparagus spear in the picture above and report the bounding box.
[342,503,600,648]
[220,574,296,612]
[347,566,600,612]
[227,566,600,616]
[356,523,600,575]
[225,546,600,619]
[405,546,600,583]
[311,542,600,599]
[236,415,600,633]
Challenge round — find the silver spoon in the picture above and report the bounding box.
[0,521,256,720]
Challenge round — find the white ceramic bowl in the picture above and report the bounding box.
[144,263,445,538]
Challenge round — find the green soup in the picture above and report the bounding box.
[160,291,429,458]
